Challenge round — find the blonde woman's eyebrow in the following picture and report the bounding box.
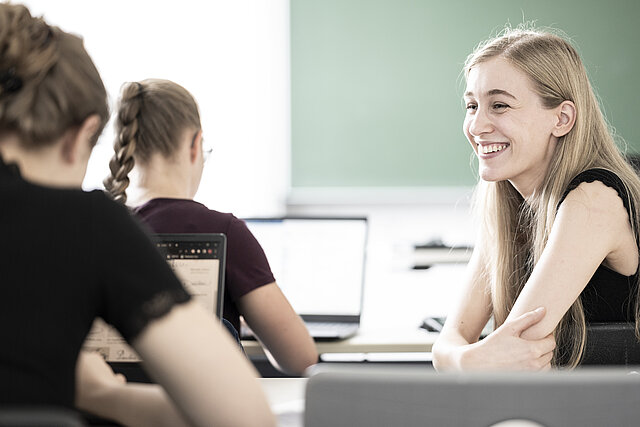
[464,89,517,100]
[487,89,517,99]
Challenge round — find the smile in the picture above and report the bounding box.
[478,143,509,154]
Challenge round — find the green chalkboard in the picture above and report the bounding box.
[291,0,640,188]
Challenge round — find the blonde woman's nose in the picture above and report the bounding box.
[468,107,494,137]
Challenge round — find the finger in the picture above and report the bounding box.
[537,350,554,370]
[538,334,557,354]
[115,373,127,384]
[506,307,546,336]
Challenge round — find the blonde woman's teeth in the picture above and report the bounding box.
[480,144,507,154]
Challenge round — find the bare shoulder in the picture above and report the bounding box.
[560,179,629,223]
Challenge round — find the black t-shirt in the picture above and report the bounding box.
[0,157,190,408]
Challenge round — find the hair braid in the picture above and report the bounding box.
[104,83,143,204]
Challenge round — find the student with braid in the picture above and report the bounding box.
[105,79,318,376]
[0,3,274,426]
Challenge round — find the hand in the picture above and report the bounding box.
[463,307,556,371]
[75,351,126,414]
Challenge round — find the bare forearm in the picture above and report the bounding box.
[432,334,472,372]
[262,334,318,376]
[82,382,190,427]
[240,283,319,376]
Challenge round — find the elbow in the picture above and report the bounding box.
[431,339,445,372]
[264,336,319,376]
[278,347,320,376]
[431,335,469,372]
[296,348,321,375]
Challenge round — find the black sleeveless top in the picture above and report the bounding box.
[558,168,637,322]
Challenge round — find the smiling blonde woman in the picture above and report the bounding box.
[433,26,640,370]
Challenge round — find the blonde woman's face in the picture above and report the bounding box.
[463,57,559,198]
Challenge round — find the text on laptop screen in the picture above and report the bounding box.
[156,240,221,316]
[83,235,225,362]
[244,218,367,316]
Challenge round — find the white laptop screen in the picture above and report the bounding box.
[244,218,367,316]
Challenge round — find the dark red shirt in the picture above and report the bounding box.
[133,198,275,331]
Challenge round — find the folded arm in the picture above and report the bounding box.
[432,246,555,371]
[508,181,637,341]
[433,181,636,371]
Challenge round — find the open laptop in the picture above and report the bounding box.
[304,364,640,427]
[83,233,226,363]
[154,233,226,322]
[242,217,368,341]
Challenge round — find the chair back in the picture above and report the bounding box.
[582,322,640,365]
[0,407,86,426]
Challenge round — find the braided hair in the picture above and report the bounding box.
[104,79,201,204]
[104,83,143,204]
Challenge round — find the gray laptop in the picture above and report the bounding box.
[242,217,368,340]
[304,364,640,427]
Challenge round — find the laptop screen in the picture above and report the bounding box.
[243,217,367,317]
[154,234,226,320]
[84,233,226,362]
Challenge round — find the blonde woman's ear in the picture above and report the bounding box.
[552,100,576,138]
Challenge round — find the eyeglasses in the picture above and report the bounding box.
[192,131,213,163]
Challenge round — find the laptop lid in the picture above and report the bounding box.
[84,233,226,362]
[243,217,368,328]
[305,365,640,427]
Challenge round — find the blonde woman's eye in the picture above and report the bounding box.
[466,103,477,111]
[493,103,509,110]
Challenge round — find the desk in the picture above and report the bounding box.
[260,378,306,427]
[244,329,437,358]
[247,206,471,366]
[243,261,466,361]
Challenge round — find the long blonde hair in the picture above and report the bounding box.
[466,27,640,367]
[104,79,201,204]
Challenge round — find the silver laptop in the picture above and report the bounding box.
[242,217,368,340]
[304,365,640,427]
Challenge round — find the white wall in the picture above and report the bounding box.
[22,0,290,217]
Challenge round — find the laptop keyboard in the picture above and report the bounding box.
[305,322,358,338]
[240,322,358,341]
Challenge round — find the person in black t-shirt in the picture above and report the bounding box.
[433,26,640,370]
[0,4,274,426]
